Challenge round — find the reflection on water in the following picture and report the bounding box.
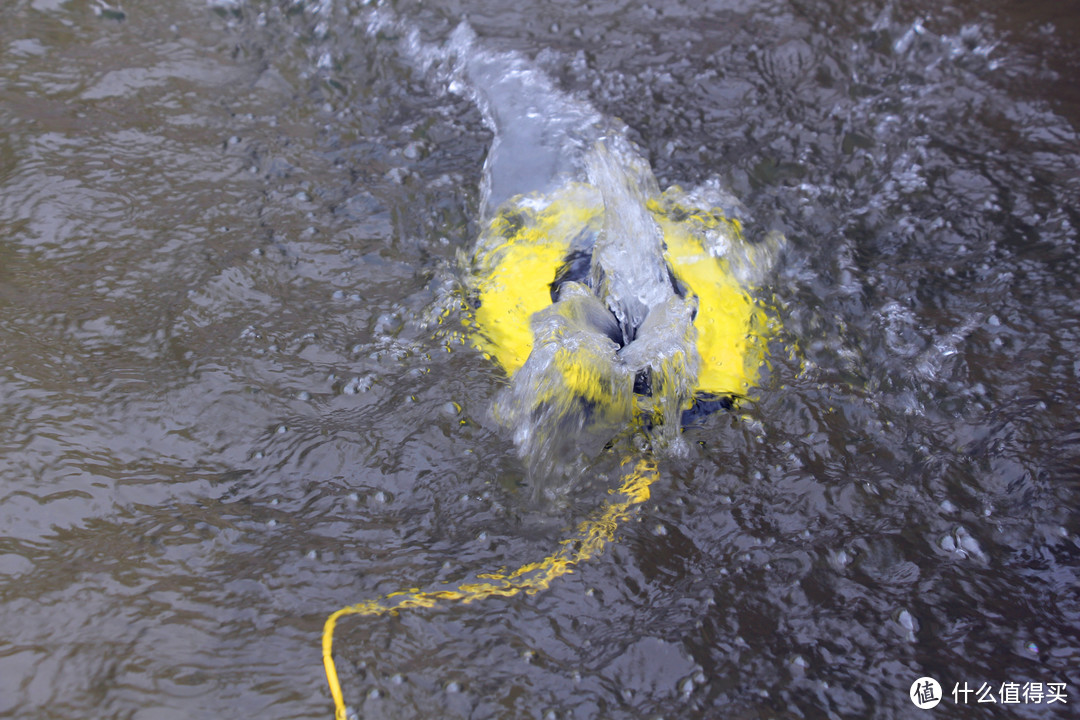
[1,0,1078,718]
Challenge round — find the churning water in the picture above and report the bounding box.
[1,1,1078,719]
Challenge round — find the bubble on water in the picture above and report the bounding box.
[896,610,918,641]
[955,526,985,559]
[374,313,402,335]
[893,17,926,55]
[342,375,374,395]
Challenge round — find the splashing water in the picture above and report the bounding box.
[367,15,605,216]
[371,12,780,494]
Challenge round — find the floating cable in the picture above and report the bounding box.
[322,456,658,720]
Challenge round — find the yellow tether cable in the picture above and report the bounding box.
[322,456,659,720]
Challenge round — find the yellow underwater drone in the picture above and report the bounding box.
[468,179,772,405]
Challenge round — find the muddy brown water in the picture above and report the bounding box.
[1,1,1078,718]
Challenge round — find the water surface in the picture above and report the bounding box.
[1,0,1078,718]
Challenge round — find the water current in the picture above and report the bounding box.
[1,1,1079,718]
